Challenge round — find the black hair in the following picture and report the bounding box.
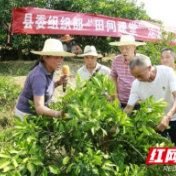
[30,56,45,70]
[129,55,151,70]
[161,47,175,57]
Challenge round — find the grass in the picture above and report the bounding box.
[0,56,114,76]
[0,75,22,129]
[0,60,35,76]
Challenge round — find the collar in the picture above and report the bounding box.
[123,52,136,64]
[83,62,100,72]
[39,62,53,76]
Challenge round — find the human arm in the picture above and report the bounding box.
[107,58,119,101]
[155,91,176,132]
[55,75,73,88]
[31,75,63,118]
[123,81,139,112]
[123,104,135,114]
[34,95,62,118]
[72,45,82,54]
[155,68,176,131]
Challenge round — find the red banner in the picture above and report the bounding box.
[12,7,176,43]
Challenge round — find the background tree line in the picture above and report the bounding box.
[0,0,175,63]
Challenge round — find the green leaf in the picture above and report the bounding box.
[27,163,35,173]
[59,124,64,132]
[12,158,18,167]
[2,164,13,172]
[66,163,74,173]
[49,165,60,174]
[32,160,43,166]
[0,153,11,158]
[63,156,70,165]
[9,150,21,154]
[101,128,107,137]
[0,160,11,169]
[40,168,48,176]
[13,171,22,176]
[91,127,95,135]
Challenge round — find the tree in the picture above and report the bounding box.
[137,31,176,65]
[0,0,169,60]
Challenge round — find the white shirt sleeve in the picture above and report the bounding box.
[168,68,176,93]
[127,80,140,105]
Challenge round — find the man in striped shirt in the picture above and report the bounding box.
[109,35,150,109]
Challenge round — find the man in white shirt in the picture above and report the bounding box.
[76,45,110,81]
[124,55,176,145]
[160,47,176,72]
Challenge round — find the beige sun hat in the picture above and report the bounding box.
[59,34,74,42]
[31,38,75,57]
[78,45,99,57]
[109,35,146,46]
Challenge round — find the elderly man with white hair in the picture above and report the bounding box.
[124,55,176,145]
[109,35,150,110]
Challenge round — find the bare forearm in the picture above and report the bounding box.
[111,76,118,98]
[55,80,62,88]
[112,76,118,90]
[35,105,61,118]
[123,104,135,114]
[72,46,82,54]
[166,98,176,120]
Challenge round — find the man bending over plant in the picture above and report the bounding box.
[124,55,176,145]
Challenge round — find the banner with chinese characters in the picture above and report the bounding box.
[12,7,176,42]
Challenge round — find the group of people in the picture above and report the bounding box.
[15,34,176,145]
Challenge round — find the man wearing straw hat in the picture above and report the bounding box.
[15,38,74,120]
[76,45,110,81]
[59,34,82,55]
[109,35,150,109]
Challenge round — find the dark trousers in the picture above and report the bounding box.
[157,120,176,145]
[121,103,140,110]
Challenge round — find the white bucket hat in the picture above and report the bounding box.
[31,38,75,57]
[78,45,99,57]
[109,35,146,46]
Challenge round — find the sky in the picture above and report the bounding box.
[136,0,176,27]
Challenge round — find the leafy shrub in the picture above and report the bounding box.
[137,31,176,65]
[0,76,21,127]
[0,61,34,76]
[0,74,175,175]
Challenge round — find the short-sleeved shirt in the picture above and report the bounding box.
[77,62,111,81]
[63,41,78,53]
[128,65,176,121]
[110,53,149,104]
[16,62,55,114]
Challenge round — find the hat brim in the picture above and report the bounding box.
[77,54,102,58]
[77,52,99,57]
[59,38,74,42]
[31,51,75,57]
[109,41,146,46]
